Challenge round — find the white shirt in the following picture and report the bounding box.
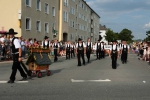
[95,42,101,49]
[121,44,130,49]
[0,37,4,42]
[41,41,51,47]
[76,42,86,48]
[101,44,106,50]
[66,44,71,48]
[52,43,60,48]
[13,38,21,49]
[86,42,93,48]
[110,45,120,51]
[71,45,76,49]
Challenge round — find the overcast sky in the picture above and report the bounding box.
[86,0,150,39]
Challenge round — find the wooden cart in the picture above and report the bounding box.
[26,48,52,78]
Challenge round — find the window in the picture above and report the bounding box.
[26,18,31,30]
[37,0,41,11]
[63,11,68,22]
[64,0,68,6]
[45,3,49,14]
[36,21,41,32]
[79,13,81,18]
[45,23,49,33]
[26,0,31,7]
[71,7,75,15]
[52,7,55,16]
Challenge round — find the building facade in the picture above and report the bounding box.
[0,0,59,41]
[59,0,100,42]
[0,0,100,42]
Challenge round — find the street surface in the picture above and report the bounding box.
[0,53,150,100]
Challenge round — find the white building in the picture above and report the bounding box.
[99,24,108,44]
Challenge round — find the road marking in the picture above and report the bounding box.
[0,81,29,83]
[71,79,111,82]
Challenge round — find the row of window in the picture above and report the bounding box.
[79,0,87,12]
[26,18,55,33]
[26,0,55,16]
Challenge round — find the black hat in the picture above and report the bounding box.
[98,39,100,41]
[78,38,82,41]
[44,36,49,39]
[101,41,104,43]
[6,28,18,34]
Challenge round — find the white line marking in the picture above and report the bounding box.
[71,79,111,82]
[0,81,29,83]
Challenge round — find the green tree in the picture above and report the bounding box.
[105,28,115,42]
[119,28,134,43]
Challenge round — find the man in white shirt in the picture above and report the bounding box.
[52,39,60,62]
[7,28,27,83]
[71,42,76,58]
[86,38,93,63]
[121,40,130,64]
[65,40,71,60]
[109,40,120,69]
[95,39,101,60]
[76,38,86,66]
[41,36,51,49]
[101,41,105,59]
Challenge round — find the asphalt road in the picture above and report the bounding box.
[0,53,150,100]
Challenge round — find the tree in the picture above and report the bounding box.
[119,28,134,43]
[105,28,115,42]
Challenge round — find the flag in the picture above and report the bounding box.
[52,27,58,35]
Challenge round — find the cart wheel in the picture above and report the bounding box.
[37,72,42,78]
[47,70,51,76]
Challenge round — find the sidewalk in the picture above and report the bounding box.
[0,55,66,64]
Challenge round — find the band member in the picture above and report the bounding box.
[86,38,92,63]
[109,40,120,69]
[41,36,51,49]
[66,40,71,60]
[95,39,101,60]
[52,39,60,62]
[71,42,75,58]
[121,40,130,64]
[7,28,27,83]
[76,38,86,66]
[101,41,105,58]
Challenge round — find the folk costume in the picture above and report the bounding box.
[86,41,92,63]
[66,42,71,60]
[52,40,60,62]
[7,28,27,83]
[121,44,129,64]
[41,36,51,49]
[101,41,105,59]
[95,40,101,60]
[71,43,75,58]
[76,38,86,66]
[110,40,120,69]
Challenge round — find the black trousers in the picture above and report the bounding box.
[86,50,91,62]
[66,50,70,59]
[10,54,27,81]
[71,50,75,58]
[54,49,58,62]
[2,47,6,57]
[96,50,101,59]
[111,53,117,69]
[77,51,85,66]
[122,52,127,63]
[101,50,105,58]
